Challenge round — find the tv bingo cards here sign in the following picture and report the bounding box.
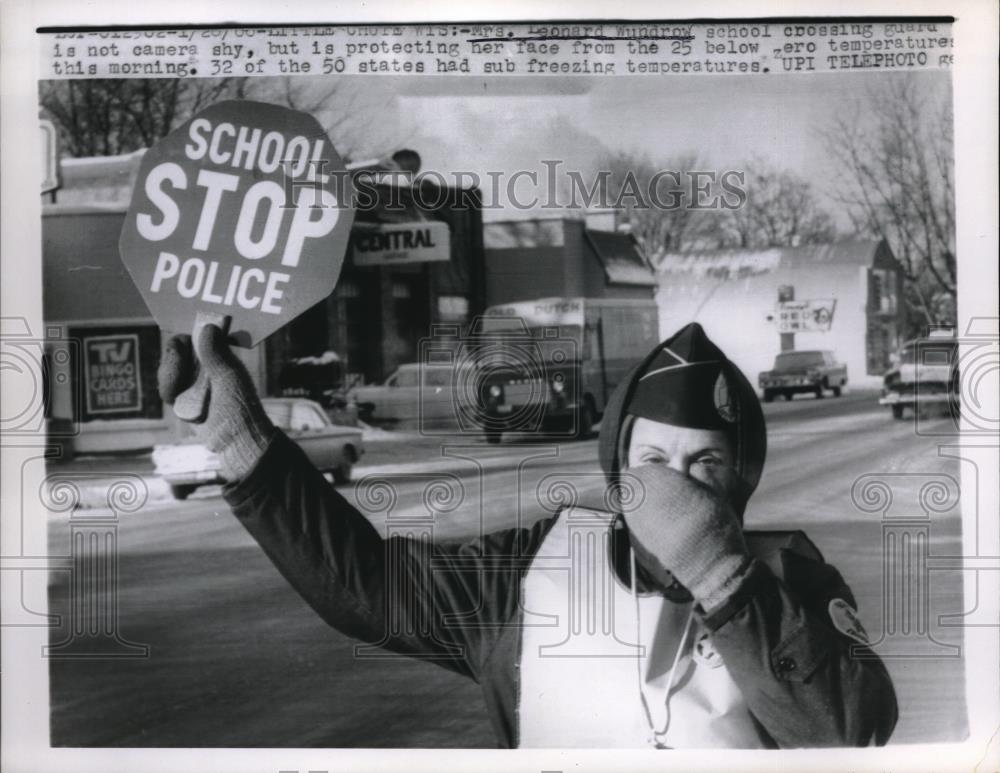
[84,334,142,414]
[119,100,354,347]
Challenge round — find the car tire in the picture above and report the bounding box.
[891,404,905,420]
[763,389,775,403]
[575,401,595,440]
[815,383,825,399]
[784,391,793,401]
[170,484,197,501]
[332,462,353,485]
[332,444,358,485]
[832,386,842,397]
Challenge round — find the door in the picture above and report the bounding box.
[380,368,420,421]
[421,366,455,421]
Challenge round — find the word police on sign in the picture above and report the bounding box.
[84,334,141,414]
[119,100,354,347]
[776,299,837,333]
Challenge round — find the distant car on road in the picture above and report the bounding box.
[154,397,364,500]
[347,363,460,426]
[879,332,959,419]
[758,350,848,402]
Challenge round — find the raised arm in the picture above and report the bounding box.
[157,325,547,679]
[222,431,550,678]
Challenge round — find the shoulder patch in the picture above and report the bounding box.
[828,598,870,644]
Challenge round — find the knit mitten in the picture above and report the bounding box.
[625,463,753,611]
[158,324,275,481]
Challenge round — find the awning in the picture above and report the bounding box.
[584,229,656,287]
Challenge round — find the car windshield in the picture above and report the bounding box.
[479,319,582,342]
[473,321,582,367]
[386,369,419,387]
[424,368,452,387]
[775,351,825,369]
[261,401,328,431]
[900,342,955,365]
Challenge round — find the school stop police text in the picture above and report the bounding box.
[137,117,343,316]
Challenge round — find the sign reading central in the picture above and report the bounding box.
[351,221,450,266]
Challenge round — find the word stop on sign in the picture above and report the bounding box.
[139,162,338,314]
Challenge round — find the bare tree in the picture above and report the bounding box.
[40,75,405,164]
[600,150,712,265]
[244,76,411,162]
[721,157,836,249]
[40,78,240,157]
[823,74,955,328]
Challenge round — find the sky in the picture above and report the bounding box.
[413,71,945,183]
[322,68,951,229]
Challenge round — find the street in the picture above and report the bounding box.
[48,391,968,748]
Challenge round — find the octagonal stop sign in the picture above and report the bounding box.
[119,100,354,348]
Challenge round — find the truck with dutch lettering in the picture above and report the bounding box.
[459,297,660,443]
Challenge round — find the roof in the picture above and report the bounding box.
[43,203,128,216]
[656,239,893,278]
[483,218,566,248]
[584,228,656,287]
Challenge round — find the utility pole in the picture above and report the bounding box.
[778,285,795,352]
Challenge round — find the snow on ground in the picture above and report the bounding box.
[357,421,421,442]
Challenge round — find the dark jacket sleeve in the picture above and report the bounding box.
[222,431,550,681]
[699,545,898,748]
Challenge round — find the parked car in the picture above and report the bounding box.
[879,332,959,419]
[154,397,364,500]
[758,350,848,402]
[277,351,359,426]
[348,363,460,426]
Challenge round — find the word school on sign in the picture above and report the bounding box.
[185,117,331,182]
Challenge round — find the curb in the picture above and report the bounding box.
[47,447,550,511]
[43,475,173,512]
[351,450,541,479]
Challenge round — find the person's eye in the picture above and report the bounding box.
[640,454,665,465]
[694,453,723,467]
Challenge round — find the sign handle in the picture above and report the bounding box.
[173,312,232,423]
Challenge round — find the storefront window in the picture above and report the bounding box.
[69,325,162,422]
[437,295,468,323]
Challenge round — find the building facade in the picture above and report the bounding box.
[655,239,906,389]
[483,215,656,304]
[265,177,484,391]
[42,156,484,453]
